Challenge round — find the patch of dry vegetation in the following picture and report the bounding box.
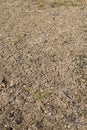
[37,0,85,8]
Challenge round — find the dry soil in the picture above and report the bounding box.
[0,0,87,130]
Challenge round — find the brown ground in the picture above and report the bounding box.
[0,0,87,130]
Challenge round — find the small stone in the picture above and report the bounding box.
[4,124,8,128]
[15,99,20,106]
[13,128,16,130]
[10,88,13,94]
[10,80,14,87]
[48,112,51,116]
[28,128,32,130]
[40,89,43,92]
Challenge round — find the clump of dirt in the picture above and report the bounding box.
[0,0,87,130]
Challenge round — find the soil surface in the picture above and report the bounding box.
[0,0,87,130]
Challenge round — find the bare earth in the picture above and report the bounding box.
[0,0,87,130]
